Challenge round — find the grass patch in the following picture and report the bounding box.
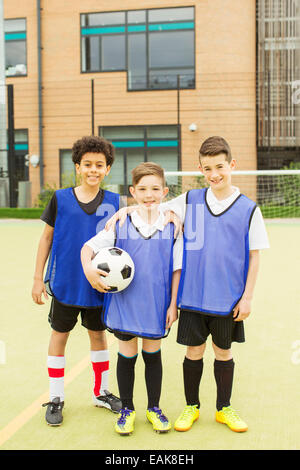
[260,206,300,218]
[0,208,43,219]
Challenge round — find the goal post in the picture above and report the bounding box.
[164,170,300,219]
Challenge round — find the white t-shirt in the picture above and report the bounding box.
[162,187,270,250]
[85,209,183,271]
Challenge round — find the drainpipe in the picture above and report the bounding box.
[37,0,44,189]
[0,0,7,175]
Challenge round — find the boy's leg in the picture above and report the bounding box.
[46,298,79,403]
[174,345,205,432]
[43,298,78,425]
[47,329,69,402]
[82,306,121,412]
[117,337,138,410]
[88,329,121,413]
[142,339,171,433]
[114,337,138,435]
[184,344,206,408]
[212,342,247,432]
[142,339,162,409]
[44,329,68,426]
[88,329,109,395]
[212,342,234,411]
[175,310,209,431]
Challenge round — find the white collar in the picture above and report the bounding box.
[130,208,165,232]
[207,186,240,208]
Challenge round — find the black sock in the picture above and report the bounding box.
[142,349,162,409]
[116,352,138,410]
[214,358,235,411]
[183,357,203,408]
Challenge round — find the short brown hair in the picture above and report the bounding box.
[72,135,115,166]
[199,136,232,163]
[131,162,166,187]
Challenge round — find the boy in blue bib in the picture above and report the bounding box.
[169,136,269,433]
[106,137,269,434]
[81,162,182,435]
[32,136,122,425]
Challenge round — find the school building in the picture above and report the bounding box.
[2,0,299,206]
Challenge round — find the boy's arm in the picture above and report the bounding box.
[233,250,260,322]
[31,223,54,305]
[166,269,181,328]
[80,245,110,293]
[81,228,116,292]
[160,193,186,223]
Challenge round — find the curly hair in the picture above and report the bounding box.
[72,135,115,166]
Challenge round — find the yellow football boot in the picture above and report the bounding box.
[174,405,199,432]
[215,406,248,432]
[114,408,136,435]
[146,407,171,433]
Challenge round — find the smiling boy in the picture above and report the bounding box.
[168,136,270,433]
[32,136,122,426]
[81,162,182,435]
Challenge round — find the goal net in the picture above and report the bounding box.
[164,170,300,219]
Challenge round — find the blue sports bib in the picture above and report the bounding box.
[177,188,256,316]
[103,216,175,338]
[44,187,120,307]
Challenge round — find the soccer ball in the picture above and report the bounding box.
[92,246,135,293]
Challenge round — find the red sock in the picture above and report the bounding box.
[91,350,109,396]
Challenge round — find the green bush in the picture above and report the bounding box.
[0,208,44,219]
[35,183,58,209]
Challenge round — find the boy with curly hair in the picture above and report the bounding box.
[32,135,122,426]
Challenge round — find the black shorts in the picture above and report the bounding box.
[48,298,106,333]
[113,331,163,342]
[177,309,245,350]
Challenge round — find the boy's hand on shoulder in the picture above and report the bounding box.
[32,279,48,305]
[105,206,137,231]
[163,210,183,238]
[84,266,110,293]
[233,297,252,322]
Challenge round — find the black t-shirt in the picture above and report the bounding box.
[41,188,105,227]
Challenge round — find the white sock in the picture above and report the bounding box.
[47,355,65,401]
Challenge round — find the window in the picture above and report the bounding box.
[100,125,180,194]
[6,129,29,181]
[59,150,76,187]
[81,7,195,90]
[81,11,126,72]
[4,19,27,77]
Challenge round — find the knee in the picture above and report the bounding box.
[50,329,69,344]
[212,343,232,361]
[88,329,107,347]
[186,343,206,360]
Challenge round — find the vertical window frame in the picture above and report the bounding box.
[4,17,27,78]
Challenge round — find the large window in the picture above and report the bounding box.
[4,19,27,77]
[99,125,180,194]
[81,7,195,90]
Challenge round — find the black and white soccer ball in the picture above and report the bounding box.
[92,247,135,293]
